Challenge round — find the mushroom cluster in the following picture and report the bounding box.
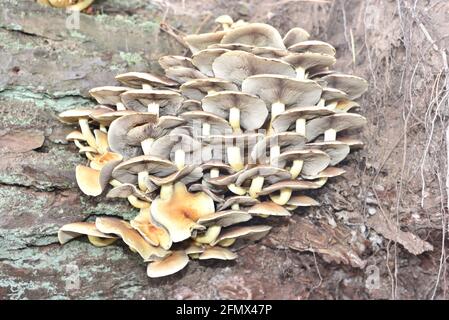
[57,16,368,278]
[36,0,94,10]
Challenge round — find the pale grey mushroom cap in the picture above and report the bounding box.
[217,196,260,211]
[305,113,367,141]
[158,55,194,70]
[106,183,156,201]
[211,225,272,246]
[148,133,203,163]
[212,50,296,85]
[90,110,137,126]
[208,43,288,59]
[283,27,310,48]
[301,167,346,180]
[176,99,202,114]
[188,183,224,203]
[184,31,227,54]
[180,78,238,100]
[191,48,230,76]
[220,23,286,49]
[305,141,350,166]
[179,110,232,135]
[271,106,335,133]
[337,136,364,149]
[111,155,178,184]
[202,91,268,131]
[242,75,322,107]
[282,52,336,73]
[321,74,369,99]
[120,89,183,115]
[334,99,360,113]
[258,180,322,196]
[115,72,177,88]
[147,165,203,186]
[321,87,348,101]
[165,66,208,84]
[235,165,291,187]
[273,149,330,176]
[89,86,130,106]
[288,40,336,56]
[250,132,308,162]
[197,210,252,228]
[247,201,291,217]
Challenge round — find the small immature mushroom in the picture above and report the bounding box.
[305,113,367,142]
[158,55,195,70]
[321,74,369,100]
[180,78,238,100]
[199,247,237,260]
[220,23,286,49]
[212,51,296,85]
[147,250,189,278]
[273,149,330,179]
[211,225,272,246]
[115,72,177,89]
[89,86,129,111]
[130,207,172,250]
[215,15,234,31]
[247,201,290,217]
[305,141,350,166]
[150,182,215,243]
[121,89,183,117]
[59,109,98,148]
[184,31,227,54]
[66,130,88,150]
[191,48,230,76]
[58,221,117,246]
[258,180,321,206]
[288,40,336,56]
[283,27,310,48]
[282,52,336,79]
[202,91,268,133]
[165,66,208,84]
[242,75,322,127]
[95,217,169,261]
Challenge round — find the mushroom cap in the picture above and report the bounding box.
[282,52,336,71]
[148,133,203,163]
[247,201,291,217]
[273,149,330,176]
[334,99,360,113]
[283,27,310,48]
[302,167,346,180]
[66,130,86,142]
[212,51,296,85]
[217,196,259,211]
[200,161,235,174]
[235,165,292,187]
[115,72,177,88]
[258,180,322,196]
[58,221,116,244]
[95,217,169,261]
[188,183,225,203]
[215,14,233,25]
[76,160,121,196]
[126,115,186,145]
[130,207,172,250]
[199,247,237,260]
[147,250,189,278]
[287,195,319,207]
[90,110,137,126]
[305,113,367,142]
[180,78,238,100]
[177,99,202,114]
[184,31,227,54]
[203,171,240,187]
[338,136,364,149]
[211,225,272,245]
[321,74,369,99]
[89,86,130,106]
[271,106,335,133]
[288,40,336,56]
[242,75,322,107]
[220,23,286,49]
[106,183,156,201]
[179,110,232,134]
[209,43,288,59]
[202,91,268,131]
[120,89,183,115]
[148,165,203,186]
[150,182,215,243]
[250,132,307,162]
[108,113,158,159]
[197,210,252,227]
[112,155,177,184]
[321,87,348,101]
[165,66,208,84]
[305,141,350,166]
[58,108,95,123]
[158,55,194,70]
[191,48,230,76]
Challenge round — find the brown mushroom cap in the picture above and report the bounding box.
[58,108,95,123]
[158,55,194,70]
[247,201,291,217]
[287,195,319,207]
[179,110,232,135]
[130,207,172,250]
[180,78,238,100]
[147,250,189,278]
[199,247,237,260]
[235,165,292,187]
[301,166,346,180]
[191,48,230,76]
[283,27,310,48]
[242,75,322,107]
[211,225,272,245]
[305,113,367,141]
[115,72,177,88]
[288,40,336,56]
[273,149,330,176]
[250,132,308,162]
[321,74,369,99]
[258,180,322,196]
[220,23,286,49]
[120,89,183,115]
[76,159,121,196]
[90,110,137,126]
[202,91,268,131]
[184,31,227,54]
[165,66,208,84]
[212,51,296,85]
[58,221,116,244]
[112,155,177,184]
[150,182,215,243]
[95,217,169,261]
[89,86,130,106]
[197,210,252,228]
[271,106,335,133]
[337,136,364,149]
[217,196,260,211]
[305,141,350,166]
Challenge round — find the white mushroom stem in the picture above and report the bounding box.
[231,203,240,210]
[317,98,325,107]
[137,171,149,192]
[296,118,306,136]
[227,146,244,171]
[228,184,247,195]
[141,138,154,155]
[116,102,126,111]
[147,102,160,117]
[128,196,150,209]
[195,225,221,244]
[210,168,219,178]
[271,102,285,121]
[249,176,264,198]
[160,183,174,200]
[202,123,211,136]
[270,145,281,166]
[229,107,241,133]
[324,128,337,141]
[295,67,306,80]
[100,125,108,133]
[174,149,186,169]
[142,84,153,90]
[270,188,292,205]
[73,140,84,149]
[85,152,95,161]
[326,101,338,110]
[290,160,304,179]
[78,118,97,148]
